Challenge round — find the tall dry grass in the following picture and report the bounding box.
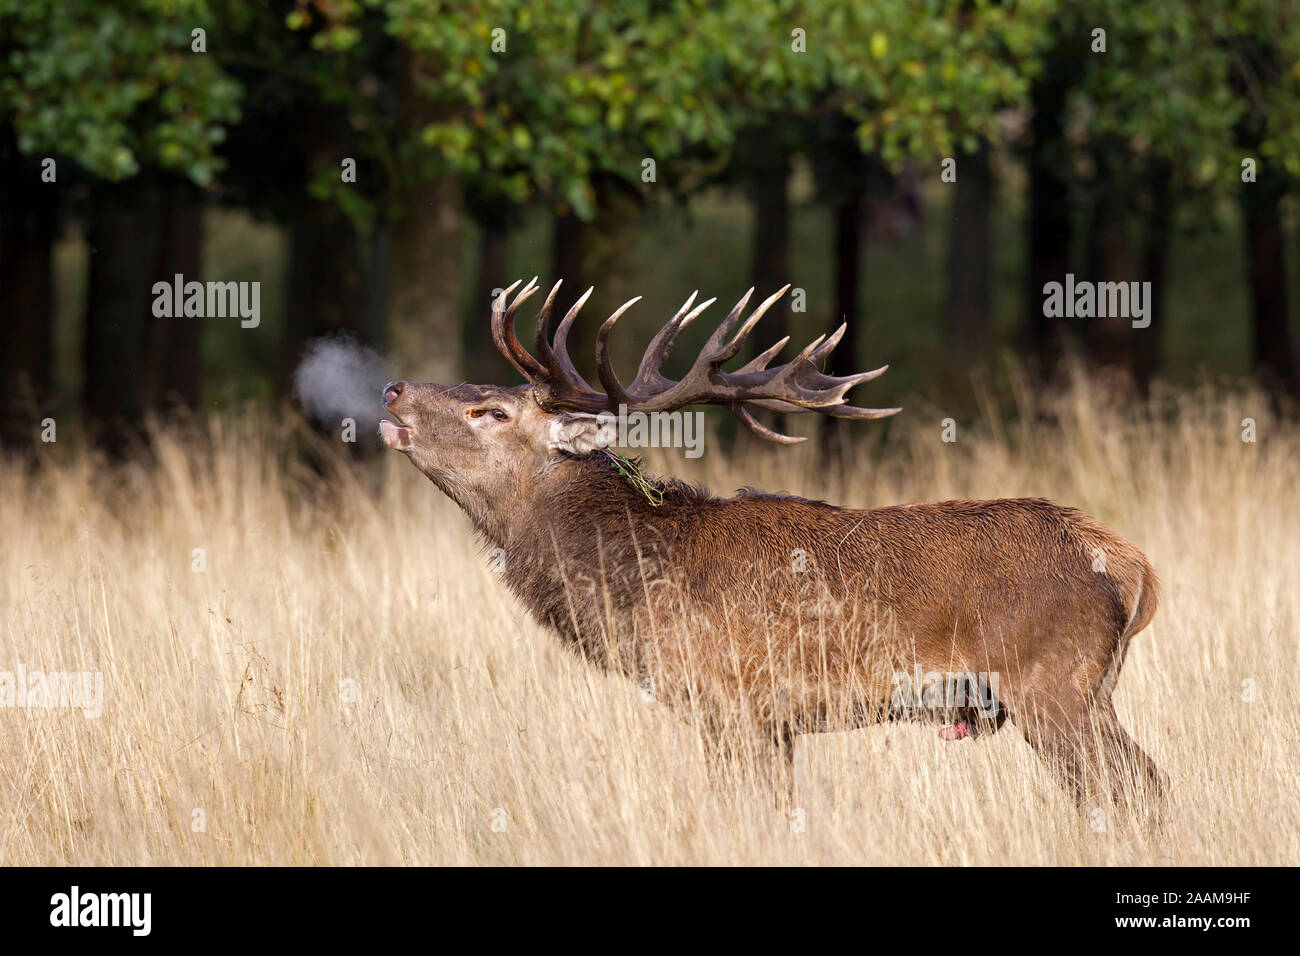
[1,374,1296,865]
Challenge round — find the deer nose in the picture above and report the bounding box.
[382,381,405,405]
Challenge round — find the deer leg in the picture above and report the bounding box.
[1092,700,1168,826]
[1006,687,1096,808]
[1011,684,1166,829]
[1026,726,1093,809]
[699,721,796,808]
[772,722,797,808]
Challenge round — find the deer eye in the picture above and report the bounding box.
[491,409,509,422]
[468,407,508,422]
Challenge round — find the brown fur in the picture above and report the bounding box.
[382,381,1166,812]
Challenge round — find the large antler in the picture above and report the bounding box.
[491,277,900,444]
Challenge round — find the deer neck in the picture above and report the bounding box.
[442,453,655,551]
[519,452,662,536]
[489,453,687,655]
[504,453,685,573]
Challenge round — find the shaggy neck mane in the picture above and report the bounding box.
[528,452,709,529]
[458,452,710,550]
[558,451,704,501]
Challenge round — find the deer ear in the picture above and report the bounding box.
[546,411,617,456]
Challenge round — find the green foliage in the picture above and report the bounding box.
[0,0,241,184]
[748,0,1059,164]
[1218,0,1300,175]
[366,1,754,212]
[287,0,1061,215]
[4,0,1297,215]
[1071,2,1240,189]
[1040,1,1300,193]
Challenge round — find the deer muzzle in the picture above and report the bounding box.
[379,380,415,450]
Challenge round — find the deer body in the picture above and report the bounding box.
[380,280,1166,811]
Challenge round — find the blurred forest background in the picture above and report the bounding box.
[2,0,1299,455]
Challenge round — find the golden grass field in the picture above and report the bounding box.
[2,373,1296,865]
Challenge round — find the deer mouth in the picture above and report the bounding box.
[378,417,415,451]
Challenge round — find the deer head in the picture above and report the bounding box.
[378,277,899,525]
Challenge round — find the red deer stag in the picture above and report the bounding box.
[379,278,1165,814]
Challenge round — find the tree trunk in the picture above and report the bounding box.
[943,142,992,375]
[750,147,791,342]
[0,127,56,451]
[144,181,203,413]
[469,205,511,381]
[1228,41,1296,408]
[821,163,866,456]
[749,146,792,435]
[280,99,370,398]
[388,49,463,383]
[84,177,208,453]
[580,175,642,340]
[1241,169,1298,406]
[1133,160,1172,394]
[387,175,462,381]
[1082,146,1136,377]
[1025,57,1074,380]
[365,221,391,358]
[83,180,161,454]
[551,206,584,315]
[545,177,642,385]
[285,197,368,368]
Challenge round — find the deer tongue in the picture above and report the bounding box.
[378,420,413,451]
[938,721,969,741]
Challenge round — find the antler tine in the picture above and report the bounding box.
[716,284,789,365]
[733,405,805,444]
[752,398,903,418]
[808,322,847,365]
[618,290,743,409]
[785,332,827,375]
[825,403,903,419]
[696,288,754,364]
[677,296,717,334]
[721,332,827,400]
[795,363,891,395]
[748,358,900,417]
[533,280,564,365]
[736,319,838,377]
[731,316,897,417]
[630,291,699,391]
[593,296,642,405]
[493,278,523,307]
[548,286,594,381]
[532,285,608,410]
[492,278,547,380]
[735,336,791,374]
[748,398,903,419]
